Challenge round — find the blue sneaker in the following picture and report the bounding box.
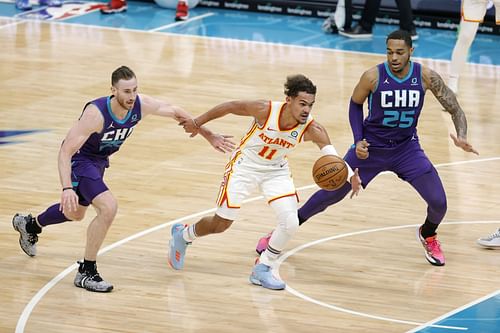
[39,0,62,7]
[15,0,32,10]
[168,223,190,270]
[249,263,285,290]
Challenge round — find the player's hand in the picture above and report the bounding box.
[208,133,236,153]
[350,168,362,199]
[450,133,478,155]
[355,139,370,159]
[60,188,78,214]
[178,116,200,136]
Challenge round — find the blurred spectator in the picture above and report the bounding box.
[16,0,62,11]
[339,0,418,40]
[449,0,498,94]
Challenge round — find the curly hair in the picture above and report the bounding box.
[284,74,316,97]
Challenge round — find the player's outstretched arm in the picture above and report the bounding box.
[140,94,236,153]
[193,100,270,128]
[422,67,478,155]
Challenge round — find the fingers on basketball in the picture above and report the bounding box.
[312,155,348,191]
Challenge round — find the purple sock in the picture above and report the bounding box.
[37,203,70,227]
[298,182,351,224]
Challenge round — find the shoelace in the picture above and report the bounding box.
[27,233,38,245]
[426,237,441,255]
[483,229,500,241]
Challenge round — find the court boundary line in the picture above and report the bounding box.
[276,220,500,331]
[0,14,499,69]
[404,289,500,333]
[13,155,500,333]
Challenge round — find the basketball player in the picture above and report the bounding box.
[449,0,498,93]
[12,66,235,292]
[256,30,478,267]
[169,74,362,290]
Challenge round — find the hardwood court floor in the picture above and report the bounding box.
[1,20,500,333]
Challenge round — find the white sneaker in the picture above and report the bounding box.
[477,228,500,248]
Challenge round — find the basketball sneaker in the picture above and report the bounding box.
[175,1,189,21]
[15,0,32,10]
[12,213,38,257]
[74,261,113,292]
[476,228,500,248]
[249,260,285,290]
[417,226,445,266]
[256,231,273,255]
[100,0,127,14]
[168,223,190,270]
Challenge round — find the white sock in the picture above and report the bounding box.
[182,224,197,242]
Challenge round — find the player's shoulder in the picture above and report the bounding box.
[361,66,379,81]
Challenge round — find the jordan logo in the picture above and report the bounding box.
[384,78,389,84]
[107,122,115,129]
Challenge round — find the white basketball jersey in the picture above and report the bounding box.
[237,101,313,165]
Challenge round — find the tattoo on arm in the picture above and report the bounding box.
[429,70,467,138]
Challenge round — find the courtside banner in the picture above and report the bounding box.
[198,0,499,34]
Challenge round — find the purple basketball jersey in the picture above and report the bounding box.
[72,95,142,167]
[363,62,425,147]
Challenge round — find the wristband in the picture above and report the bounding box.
[320,144,338,156]
[192,118,201,129]
[62,187,73,191]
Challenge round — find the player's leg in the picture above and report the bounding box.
[449,0,487,93]
[256,147,382,254]
[73,175,115,292]
[298,147,380,224]
[12,169,92,257]
[395,0,418,40]
[394,142,447,266]
[168,155,256,270]
[250,195,298,290]
[449,20,480,93]
[409,167,447,266]
[168,210,234,270]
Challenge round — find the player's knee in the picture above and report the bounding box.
[66,210,85,221]
[430,195,447,215]
[278,211,299,236]
[97,200,118,222]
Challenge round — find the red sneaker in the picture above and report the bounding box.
[101,0,127,14]
[417,226,445,266]
[256,231,272,255]
[175,1,189,21]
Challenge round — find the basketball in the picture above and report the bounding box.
[312,155,348,191]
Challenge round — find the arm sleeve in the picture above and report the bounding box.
[349,98,364,144]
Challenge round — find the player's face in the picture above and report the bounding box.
[112,77,138,110]
[288,91,315,124]
[386,39,414,74]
